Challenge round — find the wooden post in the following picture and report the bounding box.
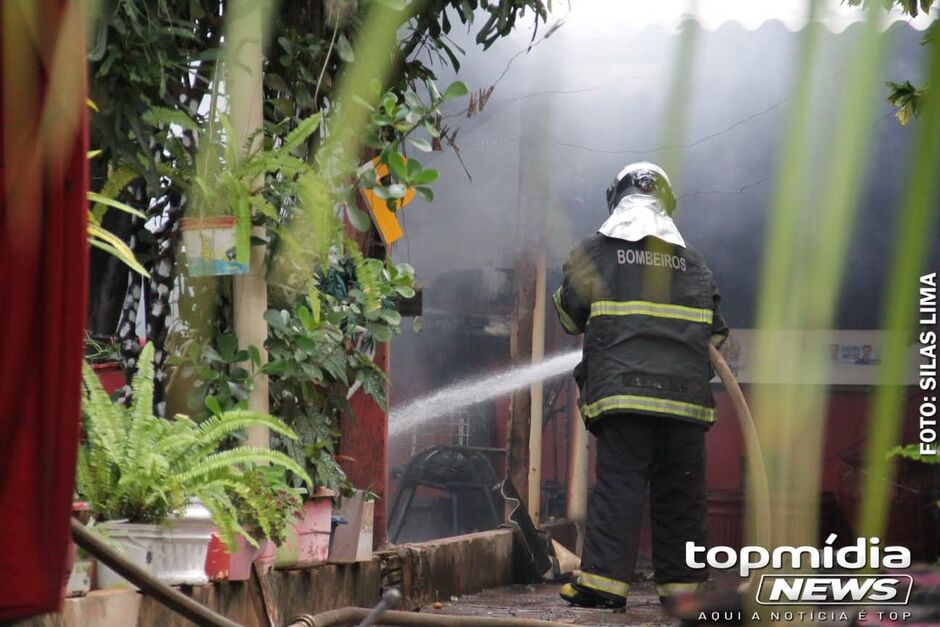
[507,75,551,516]
[527,250,546,524]
[227,1,269,446]
[507,253,534,508]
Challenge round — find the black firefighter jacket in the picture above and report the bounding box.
[553,234,728,429]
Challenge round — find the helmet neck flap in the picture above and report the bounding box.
[600,162,684,248]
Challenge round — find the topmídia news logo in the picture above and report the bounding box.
[686,534,913,605]
[754,573,913,605]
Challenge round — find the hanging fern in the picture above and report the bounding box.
[279,112,322,155]
[77,342,311,550]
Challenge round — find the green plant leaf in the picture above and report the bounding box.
[377,309,401,325]
[441,80,469,102]
[179,447,313,489]
[296,304,315,330]
[382,93,398,115]
[415,186,434,202]
[205,395,223,416]
[293,335,318,354]
[423,119,441,139]
[336,33,355,63]
[280,112,323,154]
[408,137,433,153]
[247,345,262,367]
[372,186,391,200]
[410,169,439,185]
[218,333,238,361]
[387,151,408,180]
[367,324,393,342]
[142,106,199,132]
[88,236,150,277]
[264,309,290,333]
[346,204,373,232]
[87,191,147,219]
[262,361,289,376]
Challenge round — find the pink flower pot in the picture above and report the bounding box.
[227,536,259,581]
[276,489,333,568]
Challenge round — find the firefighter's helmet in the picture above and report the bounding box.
[606,162,677,215]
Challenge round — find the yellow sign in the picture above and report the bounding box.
[360,157,416,246]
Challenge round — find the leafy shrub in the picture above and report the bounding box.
[234,467,303,546]
[263,241,415,492]
[77,342,312,549]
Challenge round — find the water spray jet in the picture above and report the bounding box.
[388,351,581,437]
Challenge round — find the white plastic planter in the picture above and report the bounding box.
[96,501,215,588]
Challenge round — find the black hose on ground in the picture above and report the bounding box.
[69,518,242,627]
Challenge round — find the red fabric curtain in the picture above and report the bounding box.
[0,1,88,620]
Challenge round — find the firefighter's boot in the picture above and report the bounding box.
[559,582,626,609]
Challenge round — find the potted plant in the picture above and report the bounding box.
[84,334,124,395]
[205,467,302,581]
[77,342,312,588]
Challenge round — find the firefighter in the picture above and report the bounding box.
[554,162,728,609]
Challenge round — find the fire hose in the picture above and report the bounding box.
[709,344,772,555]
[286,609,571,627]
[287,595,571,627]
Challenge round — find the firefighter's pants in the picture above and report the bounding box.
[579,412,708,599]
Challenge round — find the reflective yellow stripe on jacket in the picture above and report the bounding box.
[582,394,716,425]
[590,300,713,324]
[552,287,581,334]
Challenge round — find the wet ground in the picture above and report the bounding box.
[421,581,677,626]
